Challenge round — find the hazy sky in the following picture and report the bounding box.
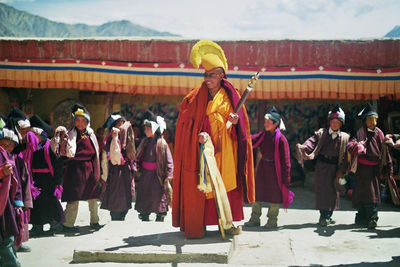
[2,0,400,39]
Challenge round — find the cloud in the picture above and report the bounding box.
[0,0,34,3]
[4,0,400,39]
[354,5,374,17]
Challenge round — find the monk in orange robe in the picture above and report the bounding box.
[172,40,255,238]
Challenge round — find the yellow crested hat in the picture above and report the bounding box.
[190,40,228,72]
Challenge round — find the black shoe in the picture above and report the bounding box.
[49,222,63,233]
[16,244,31,253]
[90,223,103,230]
[30,226,45,237]
[319,218,328,227]
[367,219,377,229]
[62,225,79,233]
[355,216,367,227]
[139,214,150,221]
[111,214,124,221]
[155,215,165,222]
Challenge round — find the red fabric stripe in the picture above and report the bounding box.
[204,187,244,225]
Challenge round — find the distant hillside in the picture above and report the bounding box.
[0,3,179,37]
[385,26,400,37]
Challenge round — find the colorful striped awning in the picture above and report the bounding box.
[1,58,399,100]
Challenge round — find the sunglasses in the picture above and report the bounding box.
[203,72,219,78]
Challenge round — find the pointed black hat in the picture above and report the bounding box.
[358,103,378,120]
[8,107,30,128]
[0,114,19,144]
[29,115,53,137]
[103,110,125,129]
[264,106,281,125]
[143,109,157,123]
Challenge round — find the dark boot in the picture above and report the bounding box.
[49,222,63,233]
[111,211,122,221]
[119,211,128,221]
[0,237,21,267]
[30,224,45,237]
[319,210,333,227]
[365,203,378,229]
[61,224,79,233]
[90,223,103,230]
[155,214,165,222]
[367,219,378,229]
[16,244,31,253]
[139,213,150,221]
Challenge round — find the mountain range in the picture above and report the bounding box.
[1,3,399,38]
[385,26,400,38]
[0,3,179,38]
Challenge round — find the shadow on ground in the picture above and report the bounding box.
[244,186,400,212]
[29,225,104,238]
[104,230,230,254]
[244,221,400,238]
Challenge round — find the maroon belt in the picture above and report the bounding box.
[71,156,92,161]
[142,161,157,170]
[358,157,379,166]
[32,168,51,173]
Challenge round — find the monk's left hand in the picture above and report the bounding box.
[228,113,239,125]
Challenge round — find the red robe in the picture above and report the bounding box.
[172,80,255,238]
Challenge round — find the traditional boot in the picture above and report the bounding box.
[244,201,261,227]
[225,225,242,235]
[264,203,279,229]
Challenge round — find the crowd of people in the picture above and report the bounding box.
[1,40,399,266]
[0,105,174,266]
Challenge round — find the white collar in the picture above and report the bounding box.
[328,128,340,134]
[328,128,340,139]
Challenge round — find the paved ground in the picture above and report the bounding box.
[17,184,400,267]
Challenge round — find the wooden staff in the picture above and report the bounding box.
[226,72,260,129]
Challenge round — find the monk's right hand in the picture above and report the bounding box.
[198,132,209,144]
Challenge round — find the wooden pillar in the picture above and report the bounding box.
[257,100,268,131]
[105,92,114,120]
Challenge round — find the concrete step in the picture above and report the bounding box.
[72,221,237,264]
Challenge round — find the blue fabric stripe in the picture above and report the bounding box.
[1,64,399,81]
[14,200,24,207]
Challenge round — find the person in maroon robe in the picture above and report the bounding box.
[245,107,293,229]
[7,107,31,153]
[0,119,21,267]
[347,103,392,229]
[4,111,33,252]
[13,150,32,252]
[135,111,173,222]
[296,105,349,227]
[29,115,65,236]
[58,104,103,232]
[101,111,136,221]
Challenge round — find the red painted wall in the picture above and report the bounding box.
[1,39,399,68]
